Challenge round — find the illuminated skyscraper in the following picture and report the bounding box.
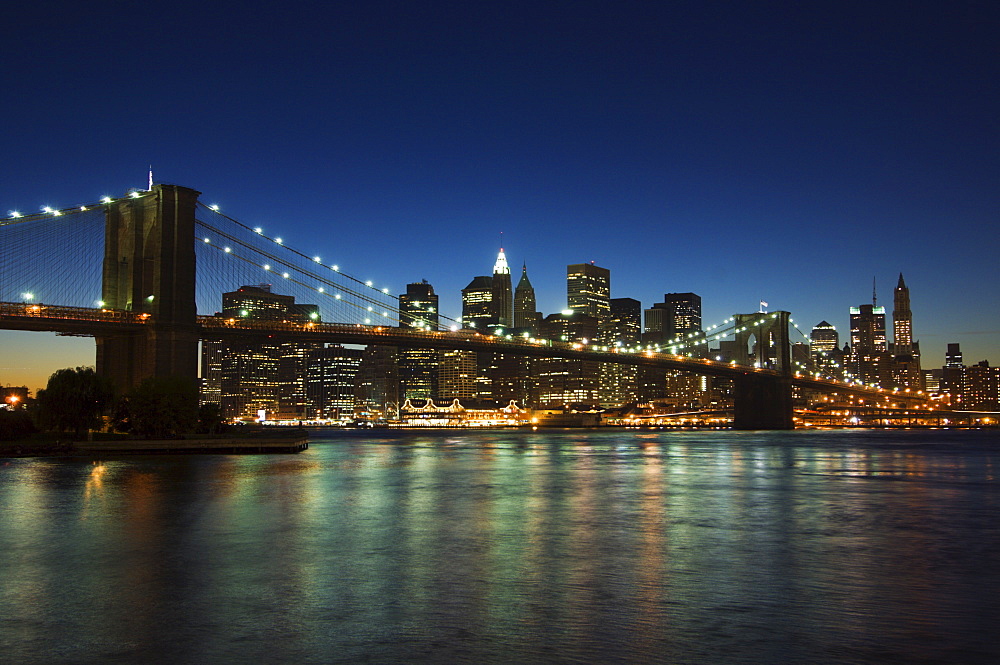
[462,275,493,330]
[600,298,641,406]
[535,310,601,407]
[849,303,890,386]
[355,344,399,420]
[644,293,701,346]
[606,298,641,345]
[438,348,477,400]
[305,345,362,420]
[809,321,841,376]
[891,273,922,389]
[513,263,539,331]
[810,321,839,358]
[205,284,320,420]
[491,247,513,328]
[398,280,439,399]
[567,263,610,325]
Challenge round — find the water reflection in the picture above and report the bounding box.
[1,429,998,663]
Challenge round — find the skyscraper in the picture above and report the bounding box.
[644,293,702,347]
[810,321,839,358]
[462,275,493,330]
[891,273,922,389]
[535,310,601,408]
[398,280,439,399]
[305,345,362,420]
[810,321,841,376]
[513,263,539,331]
[204,284,321,420]
[355,344,399,420]
[567,263,610,325]
[946,343,963,368]
[941,342,965,404]
[849,303,890,386]
[399,280,439,330]
[491,247,513,328]
[438,348,477,400]
[606,298,641,345]
[600,298,642,407]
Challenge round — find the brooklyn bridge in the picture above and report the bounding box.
[1,184,935,429]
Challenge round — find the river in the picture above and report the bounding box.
[2,428,998,664]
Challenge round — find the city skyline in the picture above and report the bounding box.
[2,2,997,390]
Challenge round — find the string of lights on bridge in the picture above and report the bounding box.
[196,201,472,329]
[2,189,151,224]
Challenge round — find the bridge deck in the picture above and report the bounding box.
[0,302,932,406]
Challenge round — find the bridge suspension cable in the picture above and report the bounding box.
[0,204,106,308]
[195,203,466,328]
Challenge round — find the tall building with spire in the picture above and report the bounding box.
[513,263,539,331]
[891,273,922,389]
[491,247,513,328]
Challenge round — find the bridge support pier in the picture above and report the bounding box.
[96,184,200,392]
[733,375,794,430]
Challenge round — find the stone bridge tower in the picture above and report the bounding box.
[96,184,200,391]
[730,311,793,429]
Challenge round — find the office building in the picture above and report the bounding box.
[606,298,641,345]
[398,280,439,400]
[535,310,601,408]
[355,344,400,421]
[462,276,493,330]
[567,263,610,326]
[491,248,513,328]
[849,303,890,386]
[204,284,321,420]
[513,263,539,331]
[305,345,362,420]
[599,298,642,407]
[438,349,477,401]
[644,293,702,347]
[962,361,1000,410]
[810,321,841,376]
[891,274,923,389]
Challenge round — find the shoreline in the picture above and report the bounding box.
[0,434,309,458]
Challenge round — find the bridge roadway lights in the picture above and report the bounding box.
[733,374,794,430]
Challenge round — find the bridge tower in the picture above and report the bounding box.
[96,184,200,391]
[731,311,793,429]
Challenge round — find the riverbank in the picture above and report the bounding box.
[0,431,309,457]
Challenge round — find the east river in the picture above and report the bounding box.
[2,428,999,664]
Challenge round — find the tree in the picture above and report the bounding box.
[0,409,36,441]
[36,367,115,438]
[197,402,226,434]
[114,376,199,439]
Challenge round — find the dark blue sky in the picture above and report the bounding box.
[2,1,998,389]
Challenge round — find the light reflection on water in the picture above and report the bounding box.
[1,429,999,664]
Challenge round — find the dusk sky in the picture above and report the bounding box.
[2,1,997,391]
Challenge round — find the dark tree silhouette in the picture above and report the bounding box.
[114,376,199,439]
[36,367,115,439]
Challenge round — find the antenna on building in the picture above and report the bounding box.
[148,166,153,191]
[872,276,877,306]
